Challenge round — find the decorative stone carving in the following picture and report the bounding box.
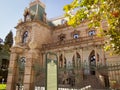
[58,33,66,41]
[29,40,37,50]
[24,7,32,22]
[10,46,24,54]
[18,19,23,24]
[71,30,80,37]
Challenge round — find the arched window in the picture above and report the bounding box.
[22,31,28,43]
[88,30,96,36]
[89,50,96,75]
[17,57,26,85]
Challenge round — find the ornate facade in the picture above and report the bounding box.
[6,0,120,90]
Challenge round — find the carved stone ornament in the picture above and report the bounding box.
[58,33,66,41]
[29,40,37,49]
[24,7,31,21]
[71,30,80,37]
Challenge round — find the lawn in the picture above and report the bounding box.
[0,84,6,90]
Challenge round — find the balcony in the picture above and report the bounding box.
[42,35,104,50]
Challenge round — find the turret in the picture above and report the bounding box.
[23,0,47,23]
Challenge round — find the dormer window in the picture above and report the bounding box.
[73,34,79,39]
[22,31,28,44]
[61,19,67,24]
[88,30,96,36]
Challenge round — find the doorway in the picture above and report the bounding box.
[89,50,96,75]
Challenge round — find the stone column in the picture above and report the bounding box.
[95,46,98,65]
[62,50,65,68]
[74,49,77,67]
[6,47,23,90]
[6,53,18,90]
[80,48,83,63]
[102,46,106,65]
[57,51,60,68]
[23,51,36,90]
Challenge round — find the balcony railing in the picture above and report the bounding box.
[42,35,104,50]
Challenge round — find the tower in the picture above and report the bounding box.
[6,0,52,90]
[24,0,46,22]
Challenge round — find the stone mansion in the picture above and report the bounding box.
[6,0,120,90]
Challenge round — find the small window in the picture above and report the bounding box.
[22,31,28,43]
[61,19,67,24]
[73,34,79,39]
[88,30,96,36]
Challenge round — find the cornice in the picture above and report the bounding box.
[15,20,52,30]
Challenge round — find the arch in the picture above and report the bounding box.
[72,52,81,68]
[22,31,28,44]
[89,50,96,75]
[17,57,26,85]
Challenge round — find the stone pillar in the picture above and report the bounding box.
[80,48,83,63]
[74,49,77,67]
[95,46,98,65]
[102,46,106,65]
[6,50,18,90]
[62,50,65,68]
[57,51,60,68]
[23,51,36,90]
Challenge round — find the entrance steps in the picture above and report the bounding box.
[77,75,107,90]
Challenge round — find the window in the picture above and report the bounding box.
[22,31,28,43]
[88,30,96,36]
[61,19,67,24]
[73,34,79,39]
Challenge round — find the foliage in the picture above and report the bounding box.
[64,0,120,54]
[4,31,13,48]
[0,84,6,90]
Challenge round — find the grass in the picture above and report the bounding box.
[0,84,6,90]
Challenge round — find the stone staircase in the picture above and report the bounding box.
[35,73,107,90]
[77,75,107,90]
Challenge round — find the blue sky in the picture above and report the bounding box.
[0,0,72,40]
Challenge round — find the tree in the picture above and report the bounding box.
[64,0,120,54]
[4,31,13,48]
[0,38,3,51]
